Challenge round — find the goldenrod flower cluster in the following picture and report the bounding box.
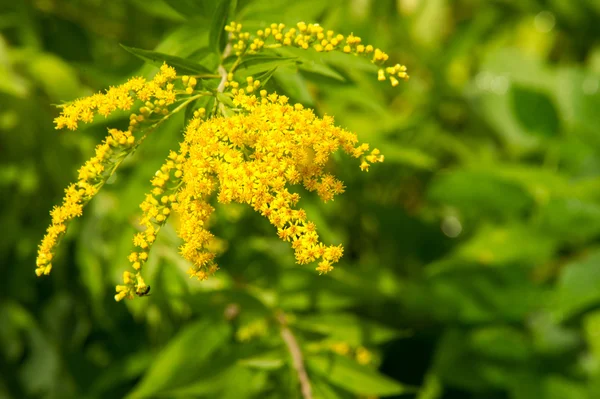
[225,21,409,86]
[115,150,185,301]
[172,90,383,285]
[37,64,180,278]
[38,21,405,302]
[36,129,137,277]
[115,89,385,300]
[54,64,178,131]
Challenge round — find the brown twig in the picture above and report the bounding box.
[277,311,313,399]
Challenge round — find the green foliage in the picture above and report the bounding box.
[4,0,600,398]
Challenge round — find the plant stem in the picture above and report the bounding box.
[277,311,313,399]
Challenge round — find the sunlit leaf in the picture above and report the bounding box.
[209,0,233,55]
[120,44,213,75]
[126,320,231,398]
[308,353,410,396]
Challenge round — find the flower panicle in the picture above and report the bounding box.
[168,90,383,288]
[36,32,392,300]
[225,21,409,86]
[36,128,137,277]
[54,63,179,131]
[115,150,185,301]
[38,63,185,280]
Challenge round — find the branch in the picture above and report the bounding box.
[217,43,232,94]
[277,311,313,399]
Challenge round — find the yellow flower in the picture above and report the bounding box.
[114,150,185,300]
[171,91,382,281]
[38,24,395,301]
[38,63,192,280]
[35,129,136,277]
[225,21,409,86]
[356,346,373,365]
[54,63,178,131]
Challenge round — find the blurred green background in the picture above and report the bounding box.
[4,0,600,398]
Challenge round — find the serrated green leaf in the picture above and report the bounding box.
[120,44,212,75]
[308,353,409,397]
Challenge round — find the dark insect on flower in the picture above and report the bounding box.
[136,285,151,297]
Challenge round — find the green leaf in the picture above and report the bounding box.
[89,352,153,397]
[312,375,350,399]
[511,85,560,138]
[129,0,186,21]
[163,0,209,18]
[27,53,80,101]
[254,67,278,86]
[417,373,443,399]
[154,24,210,57]
[273,65,314,105]
[219,366,265,399]
[544,376,590,399]
[235,54,297,78]
[120,44,212,75]
[411,0,450,47]
[555,67,600,135]
[209,0,233,55]
[528,312,579,355]
[428,169,533,220]
[451,224,555,267]
[295,313,404,346]
[433,329,521,391]
[469,326,531,361]
[583,310,600,360]
[161,358,247,397]
[184,98,199,127]
[472,48,554,153]
[216,92,234,107]
[298,61,346,82]
[238,352,284,370]
[308,353,409,397]
[536,198,600,243]
[381,144,438,170]
[325,51,379,73]
[553,249,600,321]
[126,319,231,398]
[160,363,240,397]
